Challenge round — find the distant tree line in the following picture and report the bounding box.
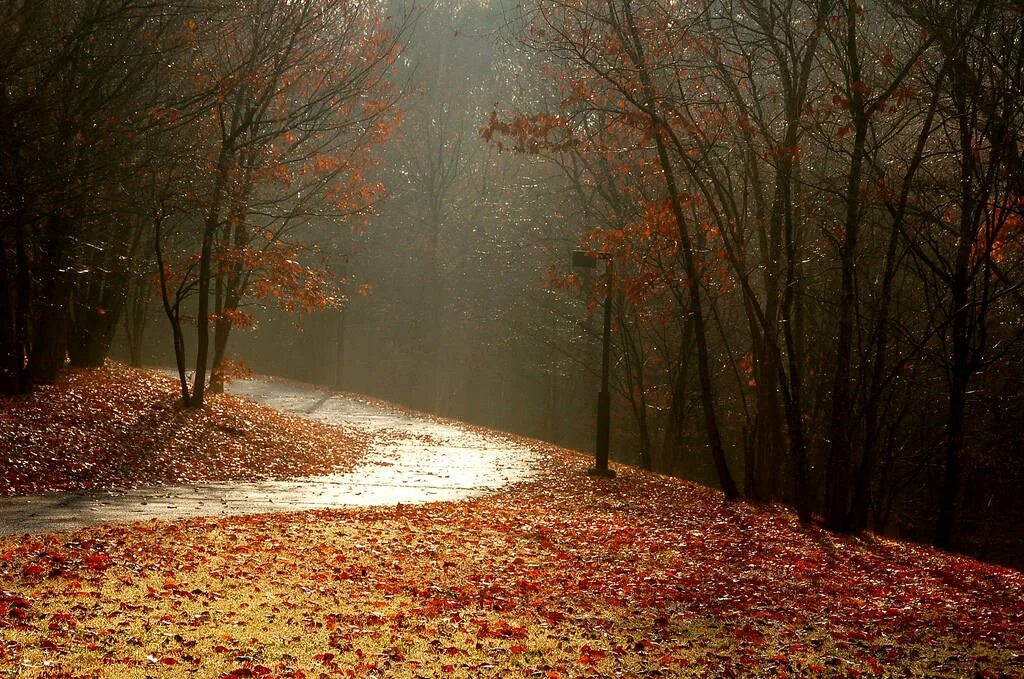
[0,0,400,406]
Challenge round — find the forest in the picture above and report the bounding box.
[2,0,1023,567]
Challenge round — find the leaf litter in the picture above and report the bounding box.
[0,363,369,495]
[1,366,1023,677]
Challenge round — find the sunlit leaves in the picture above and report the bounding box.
[2,409,1023,675]
[0,363,368,495]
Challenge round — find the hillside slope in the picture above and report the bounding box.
[0,363,367,495]
[1,421,1022,676]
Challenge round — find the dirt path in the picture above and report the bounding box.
[0,378,538,535]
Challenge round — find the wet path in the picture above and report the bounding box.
[0,379,538,535]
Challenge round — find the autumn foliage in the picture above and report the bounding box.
[0,0,402,408]
[482,0,1024,553]
[1,438,1022,676]
[0,363,367,495]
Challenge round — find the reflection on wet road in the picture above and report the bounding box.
[0,378,539,535]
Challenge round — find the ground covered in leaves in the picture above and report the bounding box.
[2,436,1022,677]
[0,363,368,495]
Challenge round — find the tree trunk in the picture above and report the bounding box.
[27,213,71,385]
[67,257,129,369]
[825,1,868,533]
[208,313,233,395]
[935,364,968,549]
[620,0,738,498]
[752,336,786,501]
[936,72,981,549]
[124,271,151,368]
[189,149,232,408]
[155,216,191,403]
[0,214,30,394]
[850,68,944,532]
[661,322,693,473]
[658,143,738,497]
[778,168,812,524]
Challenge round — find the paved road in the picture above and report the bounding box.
[0,379,538,535]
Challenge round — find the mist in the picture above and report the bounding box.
[3,0,1024,568]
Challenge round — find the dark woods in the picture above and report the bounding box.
[484,0,1024,561]
[0,0,400,404]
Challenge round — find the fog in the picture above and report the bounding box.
[2,0,1024,564]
